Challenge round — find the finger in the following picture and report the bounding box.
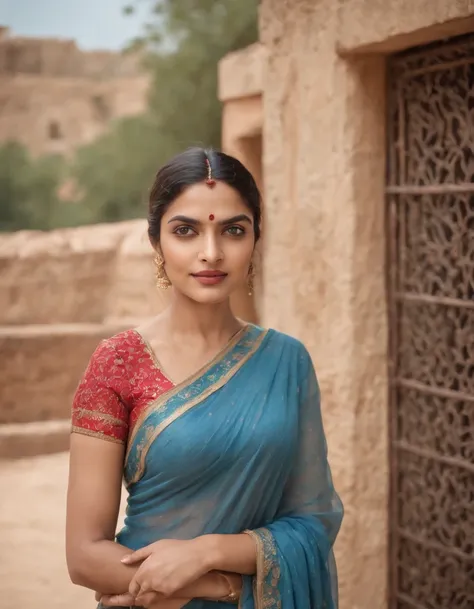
[94,591,101,602]
[135,591,158,606]
[121,547,151,564]
[100,593,136,607]
[129,577,142,598]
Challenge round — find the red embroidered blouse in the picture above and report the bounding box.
[71,330,174,444]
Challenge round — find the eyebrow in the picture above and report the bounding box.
[167,214,252,225]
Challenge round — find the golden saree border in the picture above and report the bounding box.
[244,528,281,609]
[125,326,268,485]
[131,323,252,389]
[129,323,249,441]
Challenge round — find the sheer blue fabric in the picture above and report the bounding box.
[117,324,343,609]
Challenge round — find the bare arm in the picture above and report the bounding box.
[200,534,257,575]
[66,433,234,599]
[66,433,138,593]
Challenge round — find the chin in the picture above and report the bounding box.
[182,285,233,305]
[192,291,231,305]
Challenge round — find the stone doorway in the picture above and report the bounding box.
[386,35,474,609]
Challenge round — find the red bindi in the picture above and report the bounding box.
[209,214,215,221]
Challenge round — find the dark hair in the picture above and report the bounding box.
[148,147,261,243]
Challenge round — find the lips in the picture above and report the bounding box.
[191,270,228,285]
[192,271,227,278]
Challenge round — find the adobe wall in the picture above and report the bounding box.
[259,2,387,608]
[218,43,264,190]
[258,1,474,608]
[219,44,265,322]
[337,0,474,53]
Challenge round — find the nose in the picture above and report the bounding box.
[198,232,223,264]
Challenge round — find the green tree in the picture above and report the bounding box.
[141,0,259,154]
[72,0,258,223]
[0,142,31,232]
[0,142,68,232]
[72,115,161,223]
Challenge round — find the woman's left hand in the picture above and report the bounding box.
[122,538,210,598]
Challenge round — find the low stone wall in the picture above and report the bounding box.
[0,322,133,424]
[0,220,168,325]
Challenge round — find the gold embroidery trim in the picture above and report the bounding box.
[75,408,127,427]
[244,530,265,609]
[244,528,281,609]
[71,426,125,445]
[127,324,252,453]
[126,329,267,484]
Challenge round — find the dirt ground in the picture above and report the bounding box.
[0,452,126,609]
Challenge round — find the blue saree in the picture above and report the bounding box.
[118,324,343,609]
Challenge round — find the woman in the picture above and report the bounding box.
[66,147,343,609]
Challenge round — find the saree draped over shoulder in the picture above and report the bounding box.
[72,324,343,609]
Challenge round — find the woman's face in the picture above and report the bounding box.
[157,181,256,305]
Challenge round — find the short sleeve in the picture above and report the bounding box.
[71,339,129,444]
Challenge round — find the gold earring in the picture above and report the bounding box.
[153,253,171,289]
[247,262,255,296]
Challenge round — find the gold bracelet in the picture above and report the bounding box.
[220,590,239,604]
[219,574,240,604]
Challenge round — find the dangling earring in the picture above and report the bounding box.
[153,253,171,289]
[247,262,255,296]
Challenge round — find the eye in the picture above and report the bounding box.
[225,225,245,236]
[173,226,196,237]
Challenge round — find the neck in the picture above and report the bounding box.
[163,290,242,341]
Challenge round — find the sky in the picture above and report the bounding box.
[0,0,150,50]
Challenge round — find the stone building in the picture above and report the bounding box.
[219,2,474,609]
[0,27,149,156]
